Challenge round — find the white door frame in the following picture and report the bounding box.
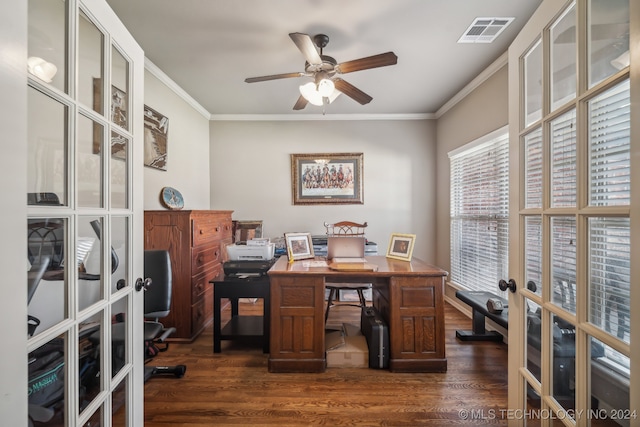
[0,0,29,424]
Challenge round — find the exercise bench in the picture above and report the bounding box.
[455,290,508,342]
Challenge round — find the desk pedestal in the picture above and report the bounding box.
[267,256,447,373]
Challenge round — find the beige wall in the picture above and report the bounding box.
[143,70,211,210]
[142,59,509,269]
[435,64,509,301]
[209,119,438,263]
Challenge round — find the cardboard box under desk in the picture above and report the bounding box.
[326,323,369,368]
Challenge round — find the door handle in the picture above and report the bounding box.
[499,278,517,293]
[135,277,152,292]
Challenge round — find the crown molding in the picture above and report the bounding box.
[144,57,211,119]
[435,50,508,119]
[210,113,435,121]
[145,50,506,122]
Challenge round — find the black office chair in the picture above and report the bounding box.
[90,250,185,381]
[140,250,186,381]
[323,221,371,323]
[27,255,51,336]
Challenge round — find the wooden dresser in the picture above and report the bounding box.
[144,210,233,341]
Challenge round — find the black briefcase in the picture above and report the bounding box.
[360,307,389,369]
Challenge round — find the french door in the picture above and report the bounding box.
[25,0,144,426]
[507,0,637,426]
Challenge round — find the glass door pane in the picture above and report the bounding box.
[110,132,129,209]
[111,47,129,131]
[27,217,68,336]
[524,216,542,297]
[551,217,577,314]
[550,109,577,208]
[550,2,576,111]
[524,127,543,208]
[78,216,104,311]
[111,216,129,294]
[589,80,631,206]
[28,332,68,425]
[77,114,104,208]
[27,88,68,206]
[78,10,104,114]
[589,217,630,342]
[524,40,543,127]
[28,0,66,92]
[588,0,630,87]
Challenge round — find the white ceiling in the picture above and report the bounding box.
[105,0,542,117]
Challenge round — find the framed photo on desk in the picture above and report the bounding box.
[284,232,315,261]
[386,233,416,261]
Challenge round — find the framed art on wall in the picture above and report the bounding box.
[291,152,363,205]
[386,233,416,261]
[143,105,169,170]
[92,79,129,158]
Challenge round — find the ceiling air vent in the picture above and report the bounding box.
[458,17,515,43]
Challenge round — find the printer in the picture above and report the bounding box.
[223,259,276,278]
[226,241,275,261]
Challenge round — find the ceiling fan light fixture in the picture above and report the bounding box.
[299,80,340,106]
[27,56,57,82]
[317,77,335,97]
[611,50,630,70]
[299,82,324,106]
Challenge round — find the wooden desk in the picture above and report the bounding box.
[267,256,448,373]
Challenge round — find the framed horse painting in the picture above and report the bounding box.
[291,153,363,205]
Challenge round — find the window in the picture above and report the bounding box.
[449,127,509,293]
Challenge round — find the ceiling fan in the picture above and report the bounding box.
[245,33,398,110]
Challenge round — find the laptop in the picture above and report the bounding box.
[326,236,366,263]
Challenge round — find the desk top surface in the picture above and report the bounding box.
[268,255,448,278]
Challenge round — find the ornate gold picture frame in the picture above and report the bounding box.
[291,152,363,205]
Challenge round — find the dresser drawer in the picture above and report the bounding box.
[191,243,222,275]
[191,291,211,336]
[219,217,233,240]
[191,265,220,303]
[192,216,225,246]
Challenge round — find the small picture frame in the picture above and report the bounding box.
[386,233,416,261]
[284,232,315,261]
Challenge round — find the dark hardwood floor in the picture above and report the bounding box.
[143,301,508,426]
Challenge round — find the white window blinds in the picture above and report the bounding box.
[449,130,509,293]
[587,79,631,348]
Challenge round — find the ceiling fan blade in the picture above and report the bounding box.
[337,52,398,74]
[333,78,372,105]
[289,33,322,65]
[245,72,305,83]
[293,95,308,110]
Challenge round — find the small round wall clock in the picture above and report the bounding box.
[160,187,184,210]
